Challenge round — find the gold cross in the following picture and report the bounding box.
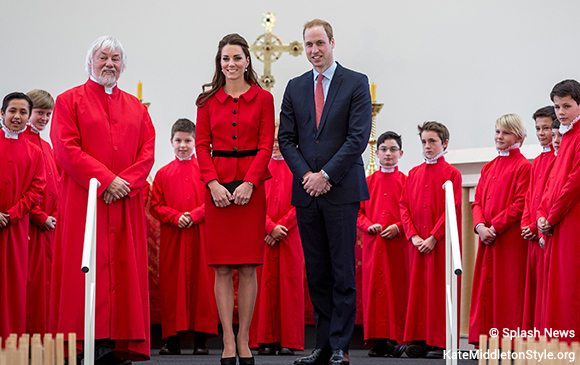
[250,12,303,91]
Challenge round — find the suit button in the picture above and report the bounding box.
[233,147,238,152]
[232,122,237,126]
[233,110,237,114]
[233,98,238,103]
[315,140,319,144]
[312,158,316,162]
[232,135,237,139]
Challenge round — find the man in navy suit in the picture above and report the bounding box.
[279,19,372,365]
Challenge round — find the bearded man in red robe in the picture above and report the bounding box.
[49,36,155,365]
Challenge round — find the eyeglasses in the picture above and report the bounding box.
[378,147,400,153]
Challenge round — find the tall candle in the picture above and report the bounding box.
[137,81,143,100]
[370,83,376,103]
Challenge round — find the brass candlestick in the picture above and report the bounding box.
[366,102,383,176]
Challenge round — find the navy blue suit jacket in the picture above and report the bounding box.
[279,63,372,207]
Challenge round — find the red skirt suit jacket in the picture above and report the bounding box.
[196,83,275,266]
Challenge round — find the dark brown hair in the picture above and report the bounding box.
[171,118,195,139]
[417,121,450,148]
[550,79,580,105]
[195,33,261,107]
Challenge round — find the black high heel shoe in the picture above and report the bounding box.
[238,356,254,365]
[220,357,236,365]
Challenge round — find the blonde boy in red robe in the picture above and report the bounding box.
[252,124,305,356]
[469,114,531,345]
[538,79,580,344]
[23,89,60,336]
[521,107,556,332]
[357,131,407,358]
[0,92,46,339]
[399,121,462,359]
[150,118,217,355]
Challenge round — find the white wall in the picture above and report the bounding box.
[1,0,579,176]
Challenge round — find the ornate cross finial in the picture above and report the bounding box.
[251,12,303,91]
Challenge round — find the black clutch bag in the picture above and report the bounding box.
[212,180,244,206]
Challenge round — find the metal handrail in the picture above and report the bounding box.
[81,178,100,365]
[443,180,462,365]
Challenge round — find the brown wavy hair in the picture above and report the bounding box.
[195,33,261,107]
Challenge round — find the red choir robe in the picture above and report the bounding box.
[469,148,531,344]
[23,128,61,335]
[250,158,305,350]
[49,79,155,360]
[521,145,555,331]
[537,122,580,344]
[399,156,462,349]
[0,128,46,339]
[357,167,408,345]
[150,156,218,339]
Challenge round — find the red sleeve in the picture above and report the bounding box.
[472,164,488,231]
[357,199,374,232]
[50,93,116,197]
[548,141,580,225]
[195,101,219,184]
[266,215,277,235]
[491,162,530,234]
[188,204,205,224]
[8,153,46,224]
[243,92,275,185]
[149,171,181,227]
[520,182,533,230]
[29,205,49,227]
[118,106,156,198]
[400,178,418,240]
[430,169,462,242]
[277,206,297,231]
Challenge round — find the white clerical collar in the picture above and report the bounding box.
[175,151,195,161]
[379,162,398,173]
[1,119,26,139]
[90,75,116,94]
[560,113,580,135]
[423,150,447,164]
[541,144,552,153]
[272,155,284,160]
[27,122,41,134]
[555,150,558,156]
[496,142,521,156]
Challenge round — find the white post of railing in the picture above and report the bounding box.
[81,178,100,365]
[443,180,462,365]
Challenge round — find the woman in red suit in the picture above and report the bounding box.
[195,33,275,365]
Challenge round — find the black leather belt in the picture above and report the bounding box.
[211,149,258,158]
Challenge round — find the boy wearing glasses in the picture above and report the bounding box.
[357,131,407,358]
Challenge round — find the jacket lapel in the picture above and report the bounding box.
[316,63,343,138]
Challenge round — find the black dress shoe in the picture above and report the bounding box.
[278,347,294,355]
[193,332,208,355]
[368,339,393,357]
[95,352,132,365]
[258,343,277,355]
[220,357,236,365]
[294,348,331,365]
[159,335,181,355]
[392,344,406,358]
[193,345,209,355]
[425,346,444,359]
[159,343,181,355]
[329,349,349,364]
[405,342,427,358]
